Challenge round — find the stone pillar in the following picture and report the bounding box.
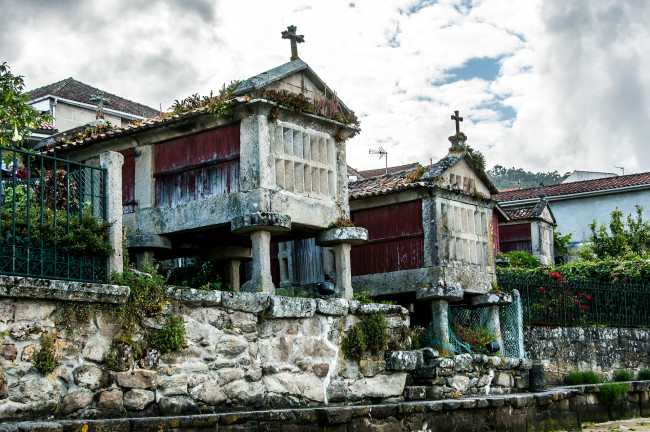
[416,282,464,354]
[126,234,172,272]
[316,227,368,299]
[512,289,525,358]
[332,243,353,299]
[100,151,124,276]
[134,144,153,208]
[228,260,241,292]
[231,212,291,295]
[469,292,515,353]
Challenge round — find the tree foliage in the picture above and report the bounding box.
[487,165,569,190]
[581,205,650,260]
[0,62,50,147]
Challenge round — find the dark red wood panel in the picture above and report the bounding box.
[351,200,424,276]
[499,223,532,253]
[154,124,241,207]
[120,148,136,213]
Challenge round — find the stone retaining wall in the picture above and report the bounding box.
[0,280,412,421]
[525,326,650,384]
[3,382,650,431]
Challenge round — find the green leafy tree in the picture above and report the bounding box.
[0,62,50,147]
[553,229,573,261]
[583,205,650,260]
[487,165,569,190]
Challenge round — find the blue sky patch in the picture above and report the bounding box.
[443,57,503,83]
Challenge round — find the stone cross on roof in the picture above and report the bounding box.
[90,91,111,120]
[451,110,463,135]
[282,25,305,62]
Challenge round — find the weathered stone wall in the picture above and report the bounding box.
[525,326,650,384]
[4,382,650,432]
[0,282,410,421]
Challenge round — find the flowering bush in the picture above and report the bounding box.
[527,270,592,326]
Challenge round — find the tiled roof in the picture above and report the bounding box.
[496,172,650,202]
[358,163,419,179]
[36,120,57,132]
[503,200,547,220]
[349,165,424,200]
[27,78,160,118]
[35,98,250,154]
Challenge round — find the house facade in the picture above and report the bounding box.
[497,173,650,255]
[27,78,160,133]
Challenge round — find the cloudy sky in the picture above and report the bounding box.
[2,0,649,175]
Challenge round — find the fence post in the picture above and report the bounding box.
[512,289,526,358]
[100,151,124,277]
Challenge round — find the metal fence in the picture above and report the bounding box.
[0,146,107,282]
[497,270,650,328]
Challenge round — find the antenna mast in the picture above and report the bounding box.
[369,147,388,174]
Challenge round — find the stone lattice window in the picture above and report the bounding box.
[441,202,489,265]
[274,122,337,201]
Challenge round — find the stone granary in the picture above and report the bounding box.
[37,50,362,295]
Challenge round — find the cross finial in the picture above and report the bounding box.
[90,91,111,120]
[282,25,305,61]
[538,182,547,200]
[451,110,463,135]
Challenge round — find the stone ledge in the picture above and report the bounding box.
[231,212,291,234]
[315,227,368,246]
[469,292,513,307]
[0,275,129,304]
[166,288,222,306]
[268,296,317,318]
[416,282,463,302]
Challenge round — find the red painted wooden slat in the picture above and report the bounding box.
[351,200,424,276]
[499,224,532,254]
[492,212,500,255]
[154,124,241,207]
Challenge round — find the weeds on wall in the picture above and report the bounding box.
[614,369,633,382]
[150,315,185,354]
[33,331,59,374]
[341,312,389,360]
[565,371,601,385]
[639,369,650,380]
[598,382,629,403]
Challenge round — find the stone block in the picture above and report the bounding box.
[123,389,155,410]
[469,293,513,307]
[98,388,124,410]
[231,212,291,234]
[268,296,316,318]
[0,371,7,399]
[189,379,227,404]
[221,292,270,313]
[82,338,108,363]
[158,374,188,396]
[447,376,470,393]
[405,386,427,400]
[347,373,407,400]
[360,358,385,377]
[60,389,93,415]
[116,370,156,389]
[0,275,129,304]
[385,350,421,371]
[159,396,199,416]
[416,282,463,302]
[73,365,108,391]
[178,289,222,306]
[452,353,473,372]
[0,344,17,361]
[317,299,348,316]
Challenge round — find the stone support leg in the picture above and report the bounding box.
[228,260,241,292]
[332,243,352,299]
[485,305,503,350]
[430,299,450,350]
[135,250,155,272]
[513,289,525,358]
[99,151,124,276]
[241,230,275,294]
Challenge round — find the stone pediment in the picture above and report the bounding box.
[234,59,352,115]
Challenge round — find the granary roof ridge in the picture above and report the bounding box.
[348,165,426,200]
[234,59,352,115]
[27,77,161,118]
[422,152,499,195]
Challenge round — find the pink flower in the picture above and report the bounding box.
[586,295,591,301]
[539,287,546,292]
[582,305,587,310]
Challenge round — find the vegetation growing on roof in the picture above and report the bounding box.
[406,163,429,183]
[168,80,241,117]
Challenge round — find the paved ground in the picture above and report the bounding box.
[582,418,650,431]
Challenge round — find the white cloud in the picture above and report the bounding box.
[2,0,649,175]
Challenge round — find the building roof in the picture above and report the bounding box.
[27,78,160,118]
[349,165,425,200]
[349,152,498,200]
[357,163,419,179]
[503,200,548,220]
[496,172,650,202]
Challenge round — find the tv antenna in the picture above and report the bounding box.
[615,166,625,176]
[369,147,388,174]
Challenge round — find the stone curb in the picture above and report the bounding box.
[0,275,129,304]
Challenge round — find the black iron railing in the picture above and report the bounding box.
[497,270,650,328]
[0,146,108,282]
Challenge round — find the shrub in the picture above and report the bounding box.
[353,291,372,304]
[341,325,366,360]
[33,332,59,374]
[500,251,540,269]
[361,312,389,355]
[151,315,185,353]
[598,382,629,403]
[614,369,633,382]
[565,371,600,385]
